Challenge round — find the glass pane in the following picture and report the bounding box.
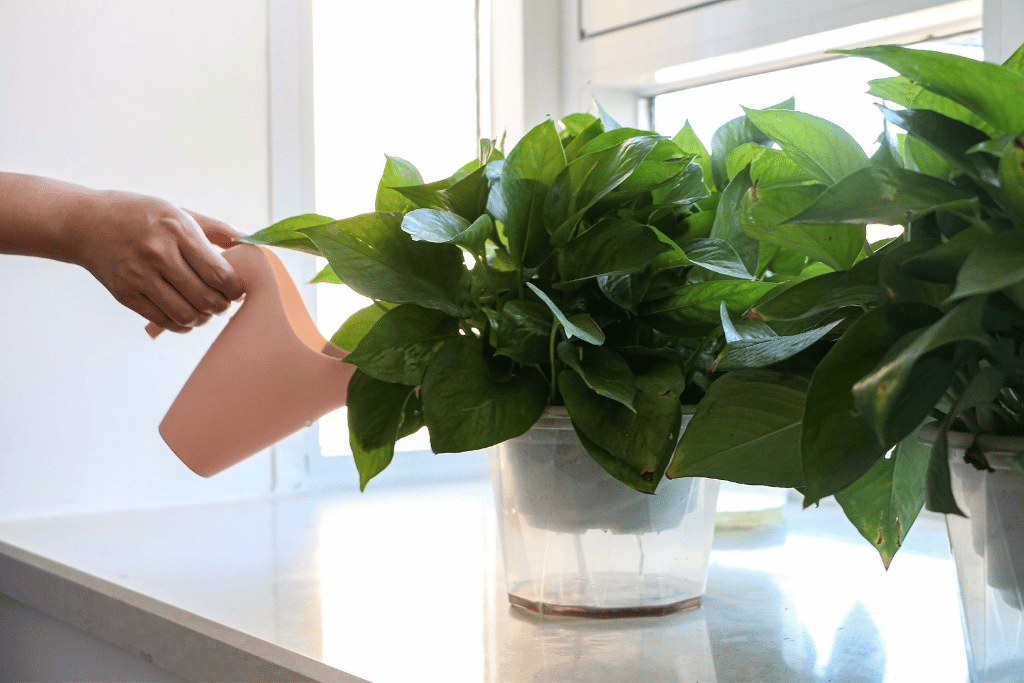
[311,0,478,456]
[651,31,982,242]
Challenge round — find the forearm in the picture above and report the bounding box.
[0,172,98,264]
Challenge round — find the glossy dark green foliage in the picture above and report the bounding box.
[238,213,334,255]
[301,212,468,317]
[247,110,838,492]
[243,101,862,492]
[343,304,459,385]
[420,336,548,453]
[668,369,807,487]
[560,362,685,493]
[244,39,1024,536]
[801,304,944,506]
[834,431,930,569]
[786,166,977,227]
[346,370,418,491]
[841,45,1024,135]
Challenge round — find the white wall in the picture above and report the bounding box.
[0,0,275,521]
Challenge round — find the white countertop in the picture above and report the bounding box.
[0,478,968,682]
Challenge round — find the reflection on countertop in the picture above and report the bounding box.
[0,479,967,683]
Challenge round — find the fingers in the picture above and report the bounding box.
[186,209,244,249]
[144,276,215,329]
[176,212,246,302]
[119,290,193,334]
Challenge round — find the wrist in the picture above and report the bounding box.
[57,187,110,267]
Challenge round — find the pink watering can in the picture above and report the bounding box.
[152,244,355,476]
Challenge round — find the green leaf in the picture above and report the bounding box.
[375,155,424,213]
[560,362,685,493]
[671,121,712,191]
[649,161,710,206]
[877,106,995,184]
[901,226,985,284]
[557,219,670,283]
[526,283,605,344]
[681,238,754,280]
[726,142,767,182]
[547,134,662,245]
[301,212,468,317]
[396,390,425,441]
[597,270,650,312]
[347,370,417,490]
[401,209,493,256]
[925,366,1005,515]
[786,165,977,226]
[834,431,930,568]
[741,181,864,271]
[997,134,1024,223]
[611,138,693,195]
[843,45,1024,134]
[444,164,495,220]
[743,107,869,184]
[867,76,994,136]
[329,301,395,352]
[871,123,904,168]
[310,263,343,285]
[853,297,990,446]
[1004,42,1024,75]
[711,167,760,274]
[751,256,882,321]
[421,336,548,452]
[714,311,841,371]
[710,98,794,191]
[904,135,952,179]
[401,208,469,242]
[492,300,552,365]
[563,116,605,162]
[749,146,818,187]
[951,224,1024,300]
[239,214,334,255]
[560,112,598,137]
[557,342,636,409]
[501,119,567,267]
[668,369,806,487]
[642,280,777,337]
[801,304,943,505]
[344,304,459,385]
[391,178,454,211]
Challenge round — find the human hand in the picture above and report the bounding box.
[73,191,246,334]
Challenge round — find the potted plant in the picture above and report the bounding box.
[242,103,845,617]
[670,42,1024,679]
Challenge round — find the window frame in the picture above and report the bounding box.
[559,0,1022,128]
[268,0,492,491]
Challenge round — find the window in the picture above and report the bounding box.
[651,32,984,157]
[310,0,481,458]
[650,31,984,242]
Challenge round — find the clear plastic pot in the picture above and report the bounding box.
[489,407,719,618]
[920,424,1024,682]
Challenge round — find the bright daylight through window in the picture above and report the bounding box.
[311,0,478,456]
[652,31,983,242]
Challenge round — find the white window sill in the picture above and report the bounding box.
[0,479,967,682]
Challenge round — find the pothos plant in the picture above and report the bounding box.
[243,104,848,494]
[670,42,1024,567]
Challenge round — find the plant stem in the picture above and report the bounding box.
[548,322,561,403]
